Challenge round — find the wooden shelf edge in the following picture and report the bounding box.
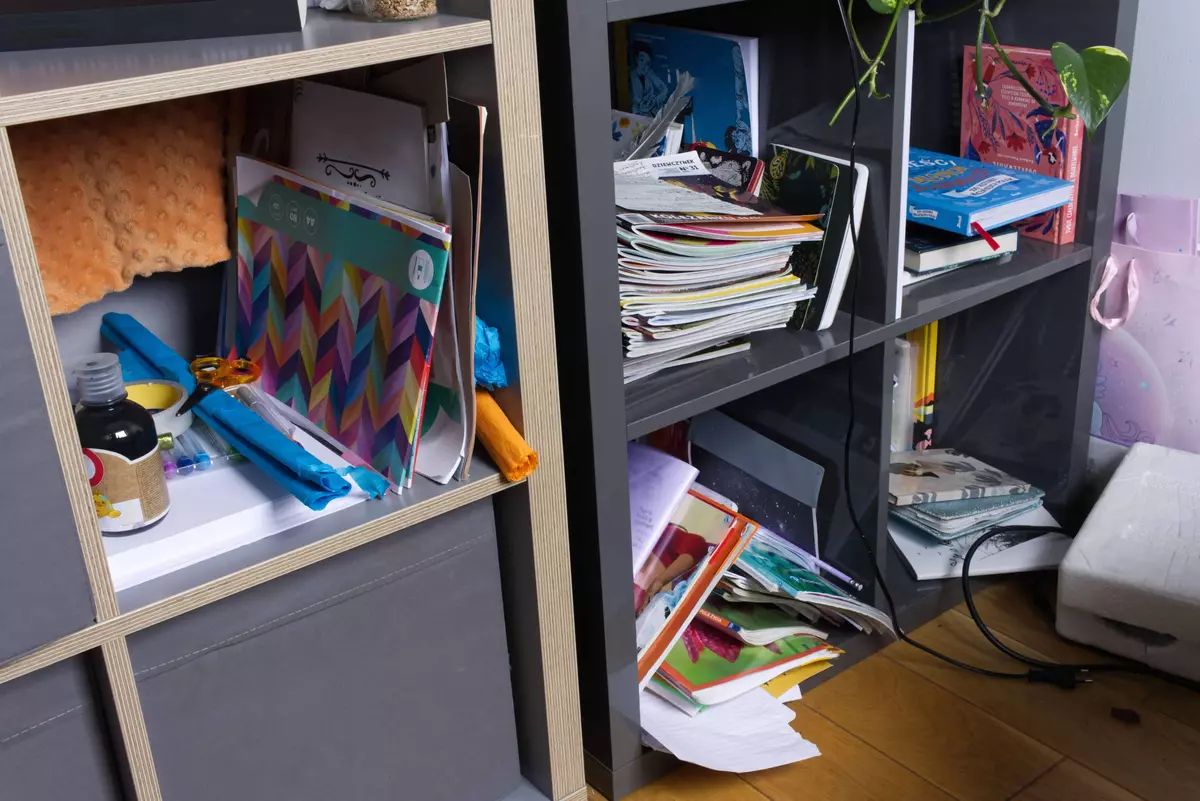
[0,17,492,126]
[0,471,519,688]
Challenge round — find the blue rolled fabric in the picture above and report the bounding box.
[474,315,508,390]
[100,313,366,510]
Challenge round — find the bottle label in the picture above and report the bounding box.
[83,447,170,533]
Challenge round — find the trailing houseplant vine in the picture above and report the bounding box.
[832,0,1132,138]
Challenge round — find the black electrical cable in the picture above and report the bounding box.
[831,0,1027,681]
[833,1,1199,696]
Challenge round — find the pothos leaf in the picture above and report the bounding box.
[1051,43,1131,137]
[866,0,898,13]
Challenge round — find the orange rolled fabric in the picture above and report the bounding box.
[475,389,538,481]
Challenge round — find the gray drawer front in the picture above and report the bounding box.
[131,498,521,801]
[0,656,123,801]
[0,238,97,663]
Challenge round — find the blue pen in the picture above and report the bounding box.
[174,438,196,475]
[182,430,212,470]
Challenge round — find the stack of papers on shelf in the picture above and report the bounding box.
[886,449,1070,580]
[614,153,823,383]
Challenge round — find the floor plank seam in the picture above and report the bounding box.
[798,702,971,801]
[1004,756,1065,801]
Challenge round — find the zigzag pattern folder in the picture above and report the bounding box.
[235,158,450,485]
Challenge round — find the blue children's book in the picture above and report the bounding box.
[906,148,1074,236]
[626,24,757,156]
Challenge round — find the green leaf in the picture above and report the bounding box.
[866,0,898,13]
[1051,43,1131,137]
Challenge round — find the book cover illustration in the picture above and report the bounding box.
[697,596,826,646]
[907,148,1073,236]
[889,448,1033,507]
[960,45,1083,244]
[760,145,842,328]
[634,490,755,687]
[628,23,753,156]
[634,490,739,614]
[688,145,764,193]
[659,621,835,701]
[235,159,450,485]
[612,109,683,159]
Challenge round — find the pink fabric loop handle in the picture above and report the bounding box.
[1125,212,1139,245]
[1090,255,1140,330]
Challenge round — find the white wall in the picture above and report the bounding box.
[1119,0,1200,196]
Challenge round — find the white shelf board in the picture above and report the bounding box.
[0,11,492,125]
[115,455,510,613]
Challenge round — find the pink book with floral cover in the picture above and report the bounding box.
[960,45,1084,244]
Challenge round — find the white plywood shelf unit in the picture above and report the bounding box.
[0,11,492,125]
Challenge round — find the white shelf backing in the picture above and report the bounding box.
[0,11,492,125]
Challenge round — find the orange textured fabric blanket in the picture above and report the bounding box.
[9,95,230,315]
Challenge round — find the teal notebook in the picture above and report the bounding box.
[890,489,1045,542]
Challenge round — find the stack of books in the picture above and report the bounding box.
[615,154,823,383]
[627,443,893,771]
[886,449,1070,580]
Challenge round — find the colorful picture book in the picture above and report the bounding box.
[696,596,827,646]
[626,24,757,156]
[889,448,1033,507]
[907,148,1074,236]
[234,157,450,486]
[688,146,765,194]
[657,622,840,706]
[613,109,684,159]
[634,489,756,688]
[961,45,1084,244]
[628,442,700,577]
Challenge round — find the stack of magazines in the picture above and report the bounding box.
[628,441,894,772]
[615,153,823,383]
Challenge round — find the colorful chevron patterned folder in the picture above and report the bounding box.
[234,157,451,487]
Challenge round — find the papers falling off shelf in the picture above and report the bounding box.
[640,688,820,773]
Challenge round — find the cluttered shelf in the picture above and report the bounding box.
[625,312,880,439]
[605,0,743,23]
[0,11,491,125]
[114,457,511,614]
[890,240,1093,338]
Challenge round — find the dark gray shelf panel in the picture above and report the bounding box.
[606,0,743,22]
[624,312,881,439]
[889,241,1093,338]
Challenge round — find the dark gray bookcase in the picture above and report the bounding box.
[533,0,1138,797]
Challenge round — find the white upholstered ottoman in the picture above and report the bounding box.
[1057,443,1200,681]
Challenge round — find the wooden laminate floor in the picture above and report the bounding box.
[603,577,1200,801]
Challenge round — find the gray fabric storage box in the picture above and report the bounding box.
[129,497,522,801]
[0,239,98,664]
[0,656,124,801]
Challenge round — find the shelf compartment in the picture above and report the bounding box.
[625,312,881,439]
[0,12,491,126]
[892,241,1093,337]
[129,497,522,801]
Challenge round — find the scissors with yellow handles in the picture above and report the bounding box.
[176,356,261,416]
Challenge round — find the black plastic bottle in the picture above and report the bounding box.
[74,353,170,534]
